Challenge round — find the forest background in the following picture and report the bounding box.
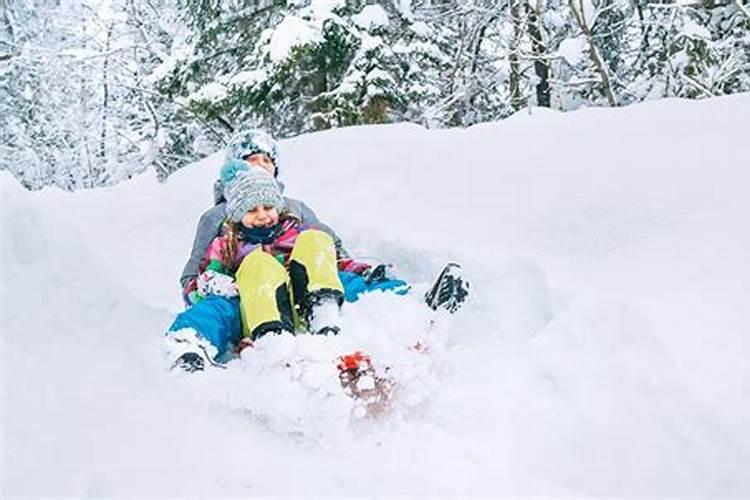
[2,0,748,191]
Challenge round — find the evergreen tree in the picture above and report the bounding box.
[3,0,749,191]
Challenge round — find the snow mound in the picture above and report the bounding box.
[3,93,750,496]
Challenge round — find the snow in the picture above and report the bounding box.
[228,69,267,88]
[394,40,449,63]
[352,5,389,30]
[681,18,712,40]
[310,0,346,19]
[3,94,750,496]
[409,20,431,37]
[333,70,362,95]
[268,15,322,63]
[671,49,691,71]
[187,81,227,103]
[557,35,588,66]
[144,43,193,85]
[267,0,347,63]
[57,48,99,59]
[544,9,568,29]
[581,0,597,26]
[360,32,385,52]
[366,68,394,85]
[398,0,414,20]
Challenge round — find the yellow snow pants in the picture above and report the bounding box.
[235,230,344,340]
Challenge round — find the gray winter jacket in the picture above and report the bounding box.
[179,180,348,288]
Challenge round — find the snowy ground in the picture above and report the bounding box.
[2,94,750,497]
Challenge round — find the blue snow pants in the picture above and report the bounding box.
[167,272,409,360]
[167,295,242,359]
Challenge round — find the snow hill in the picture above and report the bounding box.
[3,94,750,497]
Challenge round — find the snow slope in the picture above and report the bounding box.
[3,94,750,497]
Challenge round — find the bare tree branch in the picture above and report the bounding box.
[736,0,750,20]
[568,0,618,106]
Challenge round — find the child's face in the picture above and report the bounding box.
[244,154,276,176]
[241,205,279,228]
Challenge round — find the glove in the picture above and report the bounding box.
[362,263,396,284]
[235,337,254,355]
[197,269,239,298]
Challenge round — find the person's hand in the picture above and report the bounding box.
[197,270,239,298]
[236,337,254,355]
[363,263,396,284]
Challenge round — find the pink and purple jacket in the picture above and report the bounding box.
[183,215,369,305]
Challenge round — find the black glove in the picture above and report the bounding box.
[363,264,393,284]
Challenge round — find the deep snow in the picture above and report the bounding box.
[2,94,750,497]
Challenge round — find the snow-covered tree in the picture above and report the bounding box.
[0,0,197,190]
[2,0,749,191]
[170,0,434,135]
[627,1,750,100]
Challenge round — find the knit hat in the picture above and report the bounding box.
[225,128,280,175]
[221,160,285,223]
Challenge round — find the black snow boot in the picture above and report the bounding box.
[308,292,343,336]
[424,263,470,314]
[172,351,206,373]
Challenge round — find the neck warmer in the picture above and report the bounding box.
[239,223,279,245]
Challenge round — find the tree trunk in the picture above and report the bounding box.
[2,5,17,60]
[569,0,618,106]
[526,0,550,107]
[736,0,750,20]
[470,19,492,76]
[99,23,113,186]
[508,0,524,111]
[467,14,497,117]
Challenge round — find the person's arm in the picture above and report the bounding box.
[179,204,227,289]
[194,236,239,299]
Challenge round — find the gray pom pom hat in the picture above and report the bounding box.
[221,163,285,223]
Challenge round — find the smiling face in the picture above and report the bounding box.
[244,153,276,176]
[240,204,279,228]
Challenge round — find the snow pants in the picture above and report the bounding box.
[236,229,345,340]
[338,271,409,302]
[168,294,242,360]
[168,230,348,359]
[167,230,410,360]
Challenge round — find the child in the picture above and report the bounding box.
[165,163,408,372]
[179,129,348,306]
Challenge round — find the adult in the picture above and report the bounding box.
[179,129,348,304]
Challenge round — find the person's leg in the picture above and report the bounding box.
[235,248,294,340]
[165,295,242,367]
[338,271,410,303]
[289,230,345,333]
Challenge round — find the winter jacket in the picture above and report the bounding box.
[184,214,368,305]
[179,179,349,289]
